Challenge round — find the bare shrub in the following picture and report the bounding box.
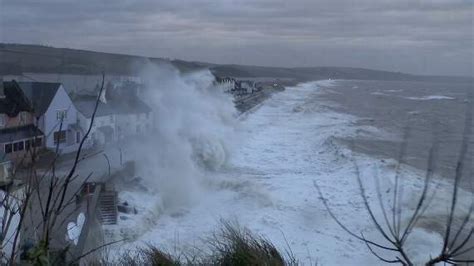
[0,74,116,265]
[315,95,474,265]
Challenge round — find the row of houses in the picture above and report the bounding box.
[0,80,153,182]
[213,77,262,97]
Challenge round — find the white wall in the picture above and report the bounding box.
[116,112,153,140]
[43,85,79,154]
[77,112,117,147]
[76,112,93,149]
[78,111,154,148]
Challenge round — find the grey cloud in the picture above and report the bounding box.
[0,0,472,76]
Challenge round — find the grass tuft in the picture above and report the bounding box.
[207,220,288,266]
[112,220,297,265]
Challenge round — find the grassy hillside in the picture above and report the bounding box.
[1,43,472,83]
[0,43,209,75]
[210,64,473,83]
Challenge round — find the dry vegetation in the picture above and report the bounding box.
[108,221,297,266]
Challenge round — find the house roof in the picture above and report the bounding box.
[74,95,152,119]
[15,82,62,117]
[0,81,33,117]
[0,125,44,144]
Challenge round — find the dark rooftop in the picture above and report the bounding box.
[1,81,33,117]
[74,95,152,118]
[16,82,61,117]
[0,124,44,143]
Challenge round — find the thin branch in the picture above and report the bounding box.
[361,233,402,264]
[68,239,124,265]
[449,199,474,251]
[373,164,397,239]
[451,228,474,256]
[393,126,410,238]
[442,94,472,254]
[400,135,438,244]
[50,73,105,233]
[352,156,397,247]
[313,181,397,251]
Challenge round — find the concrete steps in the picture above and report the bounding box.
[98,190,118,225]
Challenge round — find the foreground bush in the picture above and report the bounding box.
[207,221,290,265]
[111,221,296,266]
[114,246,179,266]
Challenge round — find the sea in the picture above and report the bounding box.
[319,80,473,190]
[107,78,473,265]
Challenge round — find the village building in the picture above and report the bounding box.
[0,81,44,165]
[15,82,82,154]
[73,86,153,148]
[74,95,117,148]
[239,80,257,94]
[214,76,236,93]
[3,73,143,95]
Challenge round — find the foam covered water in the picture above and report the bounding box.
[107,77,473,265]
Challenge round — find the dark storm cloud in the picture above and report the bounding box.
[1,0,472,76]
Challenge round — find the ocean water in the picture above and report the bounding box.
[107,80,473,265]
[319,80,473,189]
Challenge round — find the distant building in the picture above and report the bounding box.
[240,81,256,94]
[15,82,82,154]
[0,81,44,164]
[214,77,236,93]
[3,73,143,95]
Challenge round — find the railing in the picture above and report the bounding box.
[70,183,103,263]
[68,165,123,263]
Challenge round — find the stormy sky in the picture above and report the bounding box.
[1,0,473,76]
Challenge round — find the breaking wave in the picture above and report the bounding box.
[128,62,238,210]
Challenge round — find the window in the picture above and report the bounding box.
[25,140,30,150]
[5,144,12,154]
[13,141,24,152]
[18,141,24,151]
[56,110,68,121]
[54,130,66,144]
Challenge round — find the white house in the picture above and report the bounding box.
[115,111,153,140]
[17,82,82,154]
[74,95,116,148]
[74,93,153,148]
